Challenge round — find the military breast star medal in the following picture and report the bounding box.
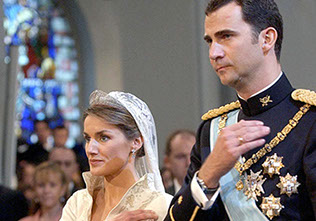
[260,194,284,220]
[262,153,284,178]
[277,173,300,197]
[244,170,266,201]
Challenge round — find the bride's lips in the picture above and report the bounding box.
[89,159,103,166]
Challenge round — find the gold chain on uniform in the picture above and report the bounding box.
[218,114,228,133]
[217,104,311,189]
[234,104,310,178]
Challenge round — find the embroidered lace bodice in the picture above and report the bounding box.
[60,173,172,221]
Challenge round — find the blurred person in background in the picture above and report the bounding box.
[19,161,67,221]
[160,167,173,192]
[164,129,195,195]
[17,119,51,166]
[16,160,37,204]
[52,125,69,148]
[52,125,89,173]
[49,147,84,195]
[0,184,29,221]
[33,119,53,152]
[16,120,53,205]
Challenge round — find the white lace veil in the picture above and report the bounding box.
[88,90,165,193]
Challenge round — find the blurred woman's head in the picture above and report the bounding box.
[33,162,67,211]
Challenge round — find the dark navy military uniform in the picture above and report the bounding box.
[164,74,316,220]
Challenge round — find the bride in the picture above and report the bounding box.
[61,90,172,221]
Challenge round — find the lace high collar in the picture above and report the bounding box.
[82,172,155,196]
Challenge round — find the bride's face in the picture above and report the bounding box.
[83,115,139,177]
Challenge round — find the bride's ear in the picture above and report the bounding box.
[131,136,143,151]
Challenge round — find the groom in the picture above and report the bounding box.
[164,0,316,220]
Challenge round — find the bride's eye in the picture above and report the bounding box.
[83,135,90,143]
[100,135,109,142]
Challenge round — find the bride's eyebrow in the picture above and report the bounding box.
[95,130,112,136]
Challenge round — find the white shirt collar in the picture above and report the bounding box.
[238,71,283,100]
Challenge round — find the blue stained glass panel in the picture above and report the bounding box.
[3,0,81,146]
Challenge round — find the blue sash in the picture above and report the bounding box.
[210,110,268,221]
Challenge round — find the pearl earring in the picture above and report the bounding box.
[131,149,136,158]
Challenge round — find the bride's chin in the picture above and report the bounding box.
[90,168,102,176]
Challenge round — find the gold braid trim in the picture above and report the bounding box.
[292,89,316,106]
[201,100,241,120]
[169,205,200,221]
[189,206,200,221]
[169,205,175,221]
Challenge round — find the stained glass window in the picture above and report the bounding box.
[3,0,81,148]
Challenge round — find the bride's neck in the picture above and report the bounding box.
[103,167,139,203]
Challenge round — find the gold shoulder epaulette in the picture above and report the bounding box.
[291,89,316,106]
[201,100,241,120]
